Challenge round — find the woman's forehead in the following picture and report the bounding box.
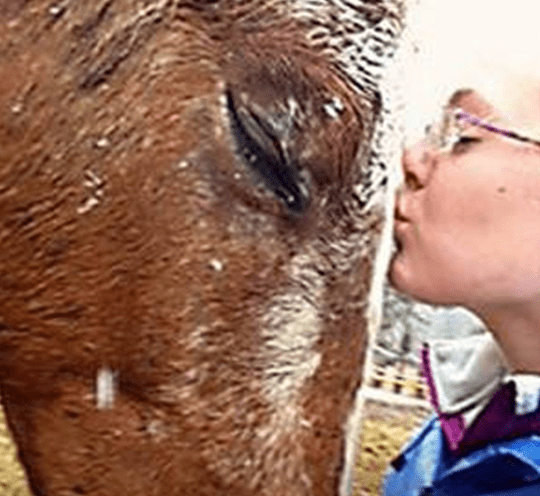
[467,75,540,139]
[401,0,540,142]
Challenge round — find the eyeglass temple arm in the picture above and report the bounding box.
[454,109,540,147]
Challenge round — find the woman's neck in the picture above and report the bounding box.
[474,299,540,374]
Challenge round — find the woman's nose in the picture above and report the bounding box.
[401,141,434,190]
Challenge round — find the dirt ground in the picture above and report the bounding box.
[0,399,431,496]
[353,400,432,496]
[0,405,31,496]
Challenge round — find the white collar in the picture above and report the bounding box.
[426,333,540,418]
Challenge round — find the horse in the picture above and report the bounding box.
[0,0,404,494]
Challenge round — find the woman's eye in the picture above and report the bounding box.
[452,136,481,153]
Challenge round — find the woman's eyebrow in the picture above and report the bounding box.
[447,88,476,108]
[446,89,496,119]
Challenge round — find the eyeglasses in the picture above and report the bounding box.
[425,107,540,154]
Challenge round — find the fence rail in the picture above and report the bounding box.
[363,362,431,408]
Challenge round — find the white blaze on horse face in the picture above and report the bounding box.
[259,249,323,427]
[253,248,324,491]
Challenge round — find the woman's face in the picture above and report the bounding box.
[390,88,540,308]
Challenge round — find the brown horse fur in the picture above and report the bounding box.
[0,1,404,495]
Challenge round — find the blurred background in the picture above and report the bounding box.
[352,287,486,495]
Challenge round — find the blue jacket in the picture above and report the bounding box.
[382,414,540,496]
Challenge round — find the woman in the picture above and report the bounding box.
[379,0,540,493]
[382,72,540,494]
[393,85,540,370]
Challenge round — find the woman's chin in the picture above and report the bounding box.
[389,253,442,305]
[388,249,412,294]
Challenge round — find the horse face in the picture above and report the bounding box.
[0,1,403,495]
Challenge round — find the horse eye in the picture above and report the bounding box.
[226,90,310,213]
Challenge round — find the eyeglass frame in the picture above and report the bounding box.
[425,107,540,153]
